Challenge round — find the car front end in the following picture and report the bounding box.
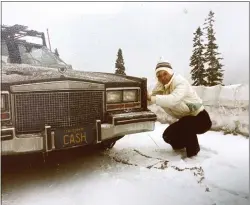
[1,65,157,155]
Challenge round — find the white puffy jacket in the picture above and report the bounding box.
[150,74,204,119]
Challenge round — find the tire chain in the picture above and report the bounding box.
[104,149,207,186]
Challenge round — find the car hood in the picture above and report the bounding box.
[1,63,142,85]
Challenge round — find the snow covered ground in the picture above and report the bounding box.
[1,122,249,205]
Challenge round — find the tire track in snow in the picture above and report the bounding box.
[134,149,205,184]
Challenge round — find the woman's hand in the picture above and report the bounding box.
[147,91,151,101]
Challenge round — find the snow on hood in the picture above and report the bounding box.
[1,63,139,84]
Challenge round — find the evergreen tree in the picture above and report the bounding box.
[203,10,224,86]
[115,48,126,75]
[54,48,60,57]
[190,26,207,86]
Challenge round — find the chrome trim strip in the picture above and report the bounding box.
[14,94,19,131]
[67,92,70,123]
[1,134,12,139]
[45,125,51,151]
[51,131,55,149]
[111,111,157,125]
[96,120,102,143]
[115,117,157,124]
[1,127,15,140]
[106,105,141,111]
[11,94,15,126]
[1,127,15,132]
[106,87,140,90]
[11,81,105,92]
[102,91,105,119]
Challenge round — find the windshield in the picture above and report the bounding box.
[19,44,68,68]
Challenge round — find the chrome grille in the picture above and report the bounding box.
[15,91,103,133]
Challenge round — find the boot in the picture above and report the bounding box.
[186,144,200,158]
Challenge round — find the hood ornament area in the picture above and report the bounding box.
[58,66,68,78]
[58,66,67,74]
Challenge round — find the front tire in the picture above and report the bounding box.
[99,140,116,150]
[98,136,124,150]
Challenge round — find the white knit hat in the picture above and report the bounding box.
[155,59,174,76]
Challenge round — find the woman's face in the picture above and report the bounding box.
[156,70,172,85]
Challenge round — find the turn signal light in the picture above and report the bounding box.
[1,113,10,120]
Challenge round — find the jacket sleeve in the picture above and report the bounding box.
[154,79,189,108]
[151,82,164,96]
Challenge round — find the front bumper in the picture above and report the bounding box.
[1,111,156,155]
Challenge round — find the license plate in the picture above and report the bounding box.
[54,127,88,149]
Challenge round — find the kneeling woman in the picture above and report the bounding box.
[147,60,212,158]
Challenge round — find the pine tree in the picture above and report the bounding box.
[115,48,126,75]
[203,10,224,86]
[54,48,60,57]
[190,27,207,86]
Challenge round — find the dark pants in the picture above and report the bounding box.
[162,110,212,157]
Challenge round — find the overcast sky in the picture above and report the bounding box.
[2,2,249,85]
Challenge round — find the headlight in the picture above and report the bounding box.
[123,90,138,102]
[106,91,122,103]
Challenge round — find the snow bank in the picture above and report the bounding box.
[148,84,249,137]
